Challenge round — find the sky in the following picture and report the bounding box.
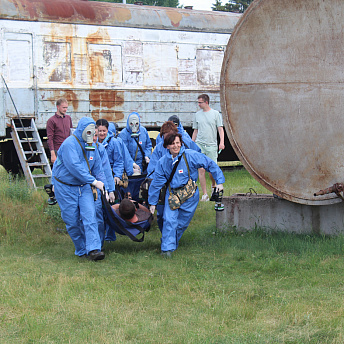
[179,0,216,11]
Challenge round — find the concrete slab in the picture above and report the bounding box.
[216,194,344,235]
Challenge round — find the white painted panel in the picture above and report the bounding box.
[88,44,122,85]
[196,49,224,86]
[42,42,71,83]
[5,39,32,85]
[143,44,178,87]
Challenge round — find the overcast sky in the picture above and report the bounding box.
[179,0,215,11]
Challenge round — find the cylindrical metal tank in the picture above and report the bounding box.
[221,0,344,205]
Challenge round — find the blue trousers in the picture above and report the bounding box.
[161,188,199,252]
[55,183,101,256]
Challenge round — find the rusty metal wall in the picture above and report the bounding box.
[0,0,241,137]
[221,0,344,205]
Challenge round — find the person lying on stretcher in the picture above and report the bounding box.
[112,198,151,223]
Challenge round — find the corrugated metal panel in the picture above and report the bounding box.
[0,0,240,33]
[221,0,344,206]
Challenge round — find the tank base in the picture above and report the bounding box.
[216,194,344,235]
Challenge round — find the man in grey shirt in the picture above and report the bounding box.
[192,94,225,201]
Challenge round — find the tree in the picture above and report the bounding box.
[211,0,254,13]
[90,0,179,8]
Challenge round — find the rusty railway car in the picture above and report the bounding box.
[0,0,240,170]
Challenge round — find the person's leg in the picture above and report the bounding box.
[175,189,199,248]
[79,186,102,254]
[94,190,105,247]
[156,204,164,232]
[54,184,86,256]
[198,168,208,200]
[161,194,179,252]
[209,172,216,188]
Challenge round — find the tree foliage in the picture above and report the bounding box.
[211,0,254,13]
[90,0,179,8]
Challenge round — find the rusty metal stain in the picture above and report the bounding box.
[1,0,239,33]
[87,28,111,44]
[91,110,124,123]
[221,0,344,206]
[165,10,183,28]
[89,90,124,109]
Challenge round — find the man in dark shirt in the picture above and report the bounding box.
[46,98,73,164]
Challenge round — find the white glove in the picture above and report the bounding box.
[105,191,109,201]
[216,184,224,192]
[92,180,104,191]
[149,205,156,214]
[133,163,140,170]
[114,177,121,185]
[145,156,150,164]
[109,191,116,203]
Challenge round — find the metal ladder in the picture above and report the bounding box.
[11,118,52,189]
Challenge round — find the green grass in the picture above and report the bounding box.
[1,168,344,343]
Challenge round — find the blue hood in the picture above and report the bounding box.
[74,117,96,142]
[126,112,141,134]
[108,122,117,136]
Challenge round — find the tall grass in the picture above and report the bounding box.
[1,168,344,344]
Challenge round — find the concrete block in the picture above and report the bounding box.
[216,194,344,235]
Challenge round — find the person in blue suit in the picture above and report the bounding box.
[148,121,202,231]
[52,117,106,261]
[148,131,225,257]
[108,122,140,177]
[155,115,195,147]
[96,119,124,185]
[93,130,116,246]
[118,112,152,172]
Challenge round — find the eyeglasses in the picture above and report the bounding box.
[198,101,205,104]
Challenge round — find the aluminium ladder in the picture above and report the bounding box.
[11,118,52,189]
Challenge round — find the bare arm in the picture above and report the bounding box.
[192,129,198,142]
[218,126,225,150]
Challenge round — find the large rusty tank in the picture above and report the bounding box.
[221,0,344,206]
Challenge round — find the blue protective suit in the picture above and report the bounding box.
[52,117,106,256]
[109,122,134,176]
[118,112,152,171]
[99,132,124,179]
[155,121,198,150]
[95,142,116,246]
[148,145,225,252]
[147,137,201,231]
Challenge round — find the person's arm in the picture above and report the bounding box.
[46,119,57,163]
[192,129,198,142]
[218,126,225,150]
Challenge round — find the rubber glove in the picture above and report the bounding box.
[145,156,150,164]
[92,180,104,191]
[149,205,156,214]
[105,191,109,202]
[216,184,224,192]
[114,177,121,185]
[109,191,116,203]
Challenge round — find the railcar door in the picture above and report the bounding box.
[2,32,35,121]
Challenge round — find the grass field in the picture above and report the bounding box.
[1,168,344,343]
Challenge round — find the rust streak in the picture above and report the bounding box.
[165,10,183,28]
[90,90,124,109]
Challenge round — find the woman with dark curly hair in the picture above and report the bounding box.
[148,131,225,257]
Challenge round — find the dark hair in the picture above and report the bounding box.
[56,98,68,106]
[96,119,109,129]
[160,121,177,138]
[119,199,136,220]
[198,94,210,104]
[163,131,183,148]
[168,115,180,127]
